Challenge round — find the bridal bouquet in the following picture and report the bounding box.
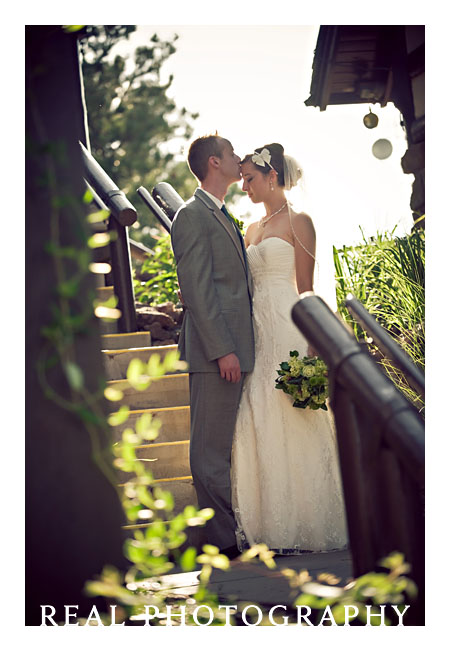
[275,351,329,410]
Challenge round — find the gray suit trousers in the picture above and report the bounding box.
[189,372,245,550]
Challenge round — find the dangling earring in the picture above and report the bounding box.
[270,180,274,191]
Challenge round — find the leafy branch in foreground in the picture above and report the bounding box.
[88,354,417,626]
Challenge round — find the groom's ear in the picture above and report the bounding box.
[209,155,221,170]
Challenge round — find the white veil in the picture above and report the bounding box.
[284,154,337,312]
[283,154,303,191]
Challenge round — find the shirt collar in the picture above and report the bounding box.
[200,188,224,210]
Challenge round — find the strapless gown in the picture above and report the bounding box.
[231,237,348,554]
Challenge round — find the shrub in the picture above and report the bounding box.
[134,233,179,305]
[334,228,425,410]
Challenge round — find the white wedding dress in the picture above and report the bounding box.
[231,237,348,554]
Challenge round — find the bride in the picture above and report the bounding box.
[231,143,348,554]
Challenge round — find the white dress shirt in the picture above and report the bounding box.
[200,188,224,211]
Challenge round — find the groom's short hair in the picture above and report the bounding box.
[188,134,227,181]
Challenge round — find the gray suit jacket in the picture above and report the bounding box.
[171,188,255,373]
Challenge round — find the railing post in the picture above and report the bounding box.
[329,382,376,576]
[108,218,137,333]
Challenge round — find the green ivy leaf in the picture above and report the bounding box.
[64,361,84,390]
[183,505,197,519]
[87,232,111,249]
[62,25,85,33]
[136,486,154,509]
[146,520,166,539]
[127,357,146,384]
[158,489,174,512]
[125,540,147,564]
[180,547,198,572]
[166,531,187,549]
[95,295,118,309]
[211,555,230,570]
[86,209,110,224]
[108,405,130,426]
[57,278,80,298]
[170,513,187,533]
[83,188,94,204]
[147,353,165,378]
[135,413,159,440]
[104,386,124,402]
[197,508,214,521]
[202,544,219,556]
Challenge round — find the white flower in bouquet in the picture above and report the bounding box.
[302,365,315,378]
[289,358,303,377]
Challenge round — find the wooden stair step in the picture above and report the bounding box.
[103,344,181,380]
[102,331,151,350]
[116,441,190,483]
[111,405,190,444]
[107,373,189,409]
[96,285,115,303]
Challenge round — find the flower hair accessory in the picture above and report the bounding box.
[252,148,275,170]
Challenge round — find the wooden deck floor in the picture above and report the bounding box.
[155,549,353,608]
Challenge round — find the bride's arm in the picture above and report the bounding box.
[291,212,317,356]
[291,212,316,295]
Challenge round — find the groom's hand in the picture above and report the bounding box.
[217,353,241,383]
[307,344,318,357]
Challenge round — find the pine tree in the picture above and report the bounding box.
[80,26,199,228]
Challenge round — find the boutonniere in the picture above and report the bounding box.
[227,209,245,234]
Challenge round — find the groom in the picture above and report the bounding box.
[171,135,254,559]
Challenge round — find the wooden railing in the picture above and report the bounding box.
[138,182,184,233]
[87,182,154,264]
[80,142,138,333]
[292,293,425,625]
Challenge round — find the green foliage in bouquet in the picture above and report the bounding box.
[275,351,329,410]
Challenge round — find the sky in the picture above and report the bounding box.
[112,24,415,251]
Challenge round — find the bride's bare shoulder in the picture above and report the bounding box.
[244,220,260,243]
[290,211,315,230]
[245,220,260,234]
[290,209,312,221]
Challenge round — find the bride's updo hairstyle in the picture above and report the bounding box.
[241,143,303,191]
